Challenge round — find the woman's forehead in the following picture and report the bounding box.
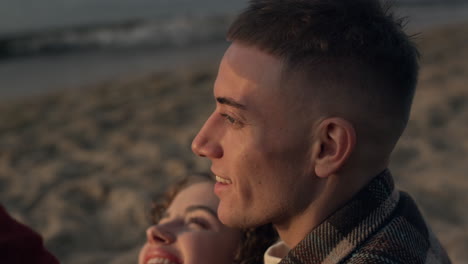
[168,182,218,213]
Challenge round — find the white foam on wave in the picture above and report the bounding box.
[1,15,233,59]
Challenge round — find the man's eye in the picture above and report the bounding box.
[186,217,210,229]
[220,113,238,124]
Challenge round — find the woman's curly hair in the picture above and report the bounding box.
[150,172,278,264]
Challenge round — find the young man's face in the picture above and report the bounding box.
[192,43,319,229]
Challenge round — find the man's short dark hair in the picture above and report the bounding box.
[227,0,420,154]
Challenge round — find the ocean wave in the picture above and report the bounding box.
[0,15,233,60]
[1,0,466,60]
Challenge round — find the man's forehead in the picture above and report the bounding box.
[222,43,283,84]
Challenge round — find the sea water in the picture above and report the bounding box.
[0,0,467,99]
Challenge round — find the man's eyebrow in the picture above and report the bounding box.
[186,205,218,218]
[216,97,247,110]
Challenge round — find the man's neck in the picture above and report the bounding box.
[274,167,386,248]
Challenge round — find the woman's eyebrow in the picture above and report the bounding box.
[186,205,218,218]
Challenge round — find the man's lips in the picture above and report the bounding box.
[144,248,182,264]
[215,175,232,184]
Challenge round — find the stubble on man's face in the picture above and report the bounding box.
[194,43,318,229]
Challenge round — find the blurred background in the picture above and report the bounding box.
[0,0,467,263]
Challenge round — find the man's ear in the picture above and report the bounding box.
[312,117,356,178]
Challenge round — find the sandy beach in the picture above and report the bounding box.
[1,21,467,264]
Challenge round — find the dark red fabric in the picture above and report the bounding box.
[0,205,59,264]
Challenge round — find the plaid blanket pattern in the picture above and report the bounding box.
[279,169,451,264]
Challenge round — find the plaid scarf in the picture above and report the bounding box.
[279,169,451,264]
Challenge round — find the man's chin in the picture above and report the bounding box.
[218,206,244,228]
[217,206,264,229]
[217,209,239,228]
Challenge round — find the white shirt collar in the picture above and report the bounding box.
[263,240,290,264]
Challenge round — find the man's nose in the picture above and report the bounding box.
[191,115,223,159]
[146,225,176,245]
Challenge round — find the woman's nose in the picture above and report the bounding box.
[146,225,176,245]
[191,114,223,159]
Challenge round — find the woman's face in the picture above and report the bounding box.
[139,181,241,264]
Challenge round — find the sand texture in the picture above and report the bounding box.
[1,23,467,263]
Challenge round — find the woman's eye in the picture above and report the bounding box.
[186,217,211,229]
[157,216,170,225]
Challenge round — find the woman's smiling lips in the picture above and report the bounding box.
[144,248,182,264]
